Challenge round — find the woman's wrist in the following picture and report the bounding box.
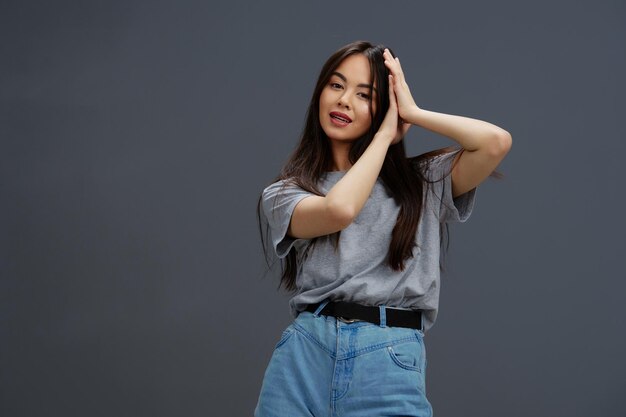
[373,132,395,146]
[402,105,423,126]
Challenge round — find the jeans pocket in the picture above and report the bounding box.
[274,326,295,350]
[387,339,423,372]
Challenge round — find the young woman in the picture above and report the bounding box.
[254,41,511,417]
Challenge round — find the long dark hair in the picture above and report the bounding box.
[257,41,490,292]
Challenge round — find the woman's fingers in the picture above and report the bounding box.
[385,74,410,145]
[385,55,408,98]
[383,49,405,82]
[379,75,401,142]
[388,75,397,108]
[383,48,419,121]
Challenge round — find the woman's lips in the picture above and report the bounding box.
[330,112,352,126]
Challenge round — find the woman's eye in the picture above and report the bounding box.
[358,92,370,99]
[330,82,342,89]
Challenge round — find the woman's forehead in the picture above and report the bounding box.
[333,54,372,85]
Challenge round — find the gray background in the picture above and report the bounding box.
[2,1,625,416]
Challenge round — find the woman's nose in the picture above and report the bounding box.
[337,94,350,109]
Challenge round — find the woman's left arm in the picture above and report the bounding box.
[383,49,512,198]
[407,108,512,198]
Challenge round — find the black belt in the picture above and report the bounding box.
[304,301,424,331]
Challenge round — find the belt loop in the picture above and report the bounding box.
[313,299,330,317]
[379,305,387,328]
[420,311,425,332]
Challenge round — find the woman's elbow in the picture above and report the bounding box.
[326,200,356,230]
[487,131,512,158]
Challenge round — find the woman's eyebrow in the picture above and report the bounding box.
[331,71,377,93]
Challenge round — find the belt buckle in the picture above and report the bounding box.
[337,316,360,323]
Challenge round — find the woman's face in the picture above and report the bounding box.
[319,53,377,143]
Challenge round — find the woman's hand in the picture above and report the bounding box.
[383,48,420,123]
[377,74,411,145]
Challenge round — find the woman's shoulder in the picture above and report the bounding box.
[262,177,289,191]
[262,176,322,203]
[262,177,299,198]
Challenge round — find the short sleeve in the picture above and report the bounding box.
[424,148,477,223]
[261,180,314,258]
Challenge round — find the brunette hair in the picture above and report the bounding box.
[257,40,489,292]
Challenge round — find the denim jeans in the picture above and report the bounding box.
[254,301,433,417]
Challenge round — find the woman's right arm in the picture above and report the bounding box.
[287,75,408,239]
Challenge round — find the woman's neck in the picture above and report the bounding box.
[329,141,353,171]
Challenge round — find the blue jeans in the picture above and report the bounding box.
[254,301,433,416]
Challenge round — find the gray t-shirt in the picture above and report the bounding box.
[261,148,477,332]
